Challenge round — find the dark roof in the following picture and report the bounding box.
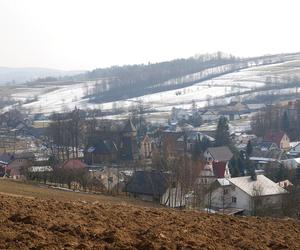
[207,146,233,162]
[61,159,87,169]
[125,170,168,197]
[250,148,286,161]
[219,110,240,115]
[252,141,278,150]
[0,153,14,164]
[87,140,118,155]
[123,119,136,133]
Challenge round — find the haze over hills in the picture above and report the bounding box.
[0,67,85,85]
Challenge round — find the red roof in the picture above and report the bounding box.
[62,159,87,170]
[212,161,226,178]
[264,131,288,147]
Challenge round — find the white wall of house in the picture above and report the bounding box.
[230,186,252,212]
[210,186,231,209]
[282,158,300,169]
[210,184,284,214]
[280,134,290,150]
[289,143,300,154]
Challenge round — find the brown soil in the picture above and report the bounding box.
[0,180,299,249]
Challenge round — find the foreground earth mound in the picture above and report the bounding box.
[0,195,299,250]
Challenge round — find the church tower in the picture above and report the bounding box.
[121,119,138,161]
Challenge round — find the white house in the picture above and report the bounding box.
[209,175,287,215]
[199,110,219,122]
[210,178,232,210]
[282,158,300,169]
[288,141,300,156]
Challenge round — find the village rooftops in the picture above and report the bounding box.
[205,146,233,162]
[254,141,278,151]
[250,148,286,162]
[176,131,215,143]
[61,159,87,169]
[216,178,230,186]
[264,131,289,148]
[228,175,287,197]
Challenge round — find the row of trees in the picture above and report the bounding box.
[46,108,87,162]
[25,166,104,192]
[86,53,244,103]
[251,102,300,140]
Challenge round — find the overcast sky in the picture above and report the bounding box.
[0,0,299,70]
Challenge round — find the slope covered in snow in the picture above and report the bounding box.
[2,53,300,115]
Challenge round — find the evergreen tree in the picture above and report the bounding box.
[276,163,288,182]
[228,154,240,177]
[281,111,290,134]
[215,116,231,146]
[246,140,253,157]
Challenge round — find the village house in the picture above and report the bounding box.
[89,167,125,193]
[84,119,138,164]
[288,141,300,157]
[219,110,241,121]
[264,131,290,150]
[6,152,35,179]
[248,137,288,168]
[233,133,257,149]
[204,146,233,163]
[199,110,219,122]
[170,108,191,122]
[210,175,287,215]
[60,159,87,170]
[252,140,279,151]
[125,170,185,208]
[199,146,233,186]
[282,158,300,169]
[245,103,266,112]
[249,147,286,168]
[175,131,215,155]
[85,140,119,164]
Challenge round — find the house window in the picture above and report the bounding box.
[231,186,235,191]
[232,197,237,203]
[223,189,229,195]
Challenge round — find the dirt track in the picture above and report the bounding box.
[0,193,299,250]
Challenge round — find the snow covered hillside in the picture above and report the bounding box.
[2,53,300,115]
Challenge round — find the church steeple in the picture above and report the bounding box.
[121,119,138,161]
[123,119,137,136]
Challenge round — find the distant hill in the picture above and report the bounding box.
[0,67,85,85]
[3,51,300,115]
[81,52,298,103]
